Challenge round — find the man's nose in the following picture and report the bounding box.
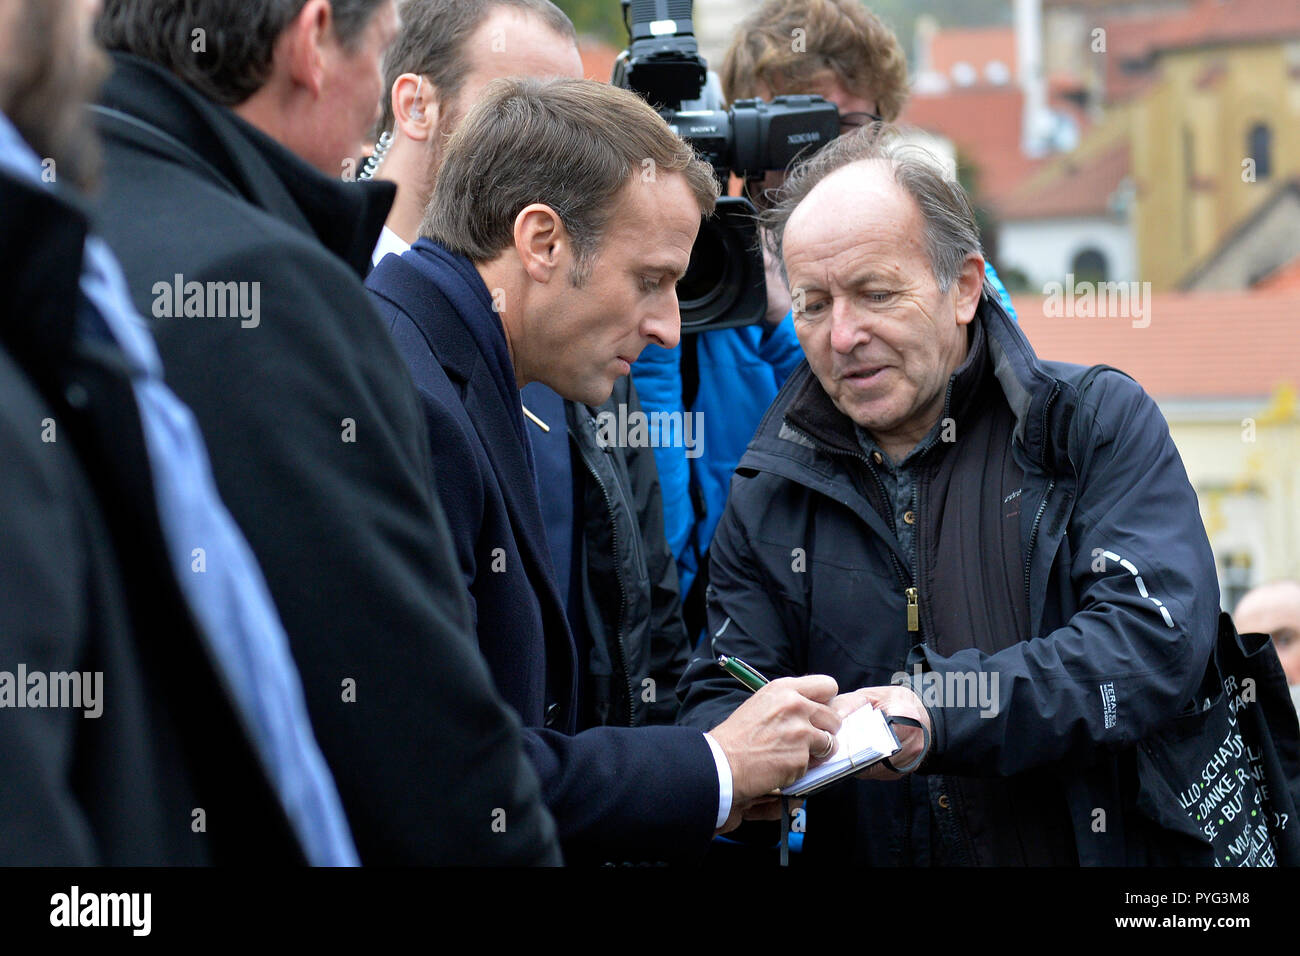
[644,293,682,351]
[829,298,868,355]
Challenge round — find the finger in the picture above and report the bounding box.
[851,685,903,709]
[806,701,843,735]
[854,728,926,781]
[830,688,873,719]
[855,764,899,782]
[808,728,837,764]
[781,673,839,703]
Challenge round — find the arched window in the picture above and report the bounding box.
[1249,123,1273,180]
[1071,247,1109,284]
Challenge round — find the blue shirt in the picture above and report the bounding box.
[0,112,358,866]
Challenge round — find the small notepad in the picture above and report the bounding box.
[781,706,902,797]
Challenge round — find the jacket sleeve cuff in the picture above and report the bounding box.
[902,646,947,770]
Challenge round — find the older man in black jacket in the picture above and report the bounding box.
[677,130,1223,865]
[89,0,560,864]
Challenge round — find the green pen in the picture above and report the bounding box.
[717,654,770,693]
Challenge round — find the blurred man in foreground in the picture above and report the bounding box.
[0,0,352,864]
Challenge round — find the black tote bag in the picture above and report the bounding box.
[1135,611,1300,866]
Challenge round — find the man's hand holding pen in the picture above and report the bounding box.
[707,674,842,833]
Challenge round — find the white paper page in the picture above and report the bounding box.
[781,705,899,795]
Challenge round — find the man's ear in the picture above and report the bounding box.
[392,74,438,141]
[953,254,986,326]
[513,203,569,284]
[283,0,333,98]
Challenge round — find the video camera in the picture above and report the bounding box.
[612,0,840,332]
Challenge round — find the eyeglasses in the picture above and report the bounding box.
[839,111,884,133]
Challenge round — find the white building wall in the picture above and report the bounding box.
[695,0,759,70]
[999,215,1136,286]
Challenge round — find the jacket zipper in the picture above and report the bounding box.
[789,393,969,864]
[1024,479,1056,609]
[1023,383,1062,608]
[578,421,635,726]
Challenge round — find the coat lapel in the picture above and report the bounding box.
[457,342,580,725]
[379,256,579,723]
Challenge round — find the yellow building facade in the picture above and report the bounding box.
[1133,40,1300,290]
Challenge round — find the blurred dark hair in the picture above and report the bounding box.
[96,0,386,106]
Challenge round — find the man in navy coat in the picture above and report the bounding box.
[366,76,853,863]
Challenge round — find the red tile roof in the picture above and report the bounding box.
[901,88,1046,208]
[999,139,1130,220]
[1154,0,1300,50]
[1011,288,1300,400]
[1255,256,1300,292]
[1103,0,1300,102]
[928,26,1017,83]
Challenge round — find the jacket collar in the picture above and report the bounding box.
[96,52,394,279]
[373,253,540,518]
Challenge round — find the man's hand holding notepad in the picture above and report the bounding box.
[781,704,902,796]
[713,656,933,801]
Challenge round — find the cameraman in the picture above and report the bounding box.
[632,0,1017,639]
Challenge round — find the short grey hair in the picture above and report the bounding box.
[760,126,984,293]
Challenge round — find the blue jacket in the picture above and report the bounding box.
[632,262,1018,603]
[366,244,719,863]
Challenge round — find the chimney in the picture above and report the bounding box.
[912,14,947,94]
[1015,0,1048,156]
